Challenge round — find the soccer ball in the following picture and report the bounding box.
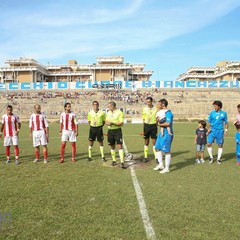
[126,153,133,161]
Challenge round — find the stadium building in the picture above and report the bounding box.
[0,56,153,83]
[177,61,240,81]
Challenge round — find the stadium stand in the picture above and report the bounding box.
[0,89,239,122]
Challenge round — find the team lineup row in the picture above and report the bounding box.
[1,98,239,172]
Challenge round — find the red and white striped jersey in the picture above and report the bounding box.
[29,113,49,131]
[2,114,21,137]
[60,112,77,131]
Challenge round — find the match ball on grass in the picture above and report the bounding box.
[126,153,133,160]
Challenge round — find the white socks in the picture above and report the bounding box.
[156,151,163,165]
[155,152,171,170]
[217,148,223,160]
[207,147,213,158]
[165,154,171,170]
[207,147,223,160]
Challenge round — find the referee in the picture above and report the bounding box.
[105,101,125,168]
[87,101,106,161]
[142,97,157,163]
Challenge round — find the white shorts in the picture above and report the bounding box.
[32,130,48,147]
[61,130,77,142]
[4,136,19,147]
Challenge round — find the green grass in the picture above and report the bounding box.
[0,122,239,240]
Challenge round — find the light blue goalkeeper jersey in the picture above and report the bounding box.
[208,110,228,131]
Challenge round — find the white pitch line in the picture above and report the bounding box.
[130,166,157,240]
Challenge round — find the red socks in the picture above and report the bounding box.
[6,146,10,158]
[71,142,76,159]
[60,143,66,160]
[35,149,40,160]
[43,150,48,160]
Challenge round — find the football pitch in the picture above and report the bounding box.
[0,122,239,240]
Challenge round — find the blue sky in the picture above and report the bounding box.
[0,0,240,81]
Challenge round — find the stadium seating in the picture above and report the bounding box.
[0,89,238,122]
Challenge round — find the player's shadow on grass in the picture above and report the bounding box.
[131,150,143,155]
[17,154,36,162]
[171,151,190,158]
[170,151,236,172]
[20,153,73,162]
[220,152,236,163]
[170,151,194,172]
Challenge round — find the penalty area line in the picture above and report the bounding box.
[130,166,157,240]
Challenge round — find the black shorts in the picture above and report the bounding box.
[143,123,157,140]
[108,128,123,146]
[88,126,104,142]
